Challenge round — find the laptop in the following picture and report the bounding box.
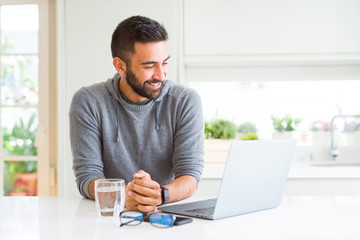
[158,139,296,220]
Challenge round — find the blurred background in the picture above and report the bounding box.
[1,0,359,197]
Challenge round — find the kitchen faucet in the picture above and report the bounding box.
[329,114,360,160]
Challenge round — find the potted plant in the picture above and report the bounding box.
[3,113,38,196]
[309,120,330,146]
[343,120,360,145]
[204,119,237,163]
[237,122,258,140]
[205,119,237,140]
[271,114,301,139]
[4,161,38,196]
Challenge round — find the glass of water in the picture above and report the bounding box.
[95,179,125,217]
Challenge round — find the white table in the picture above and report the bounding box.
[1,196,360,240]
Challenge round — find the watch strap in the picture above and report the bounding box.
[160,185,169,205]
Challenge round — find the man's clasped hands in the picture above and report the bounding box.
[126,170,164,212]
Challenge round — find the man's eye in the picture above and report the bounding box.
[145,65,154,69]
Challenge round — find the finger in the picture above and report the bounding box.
[125,197,139,210]
[133,170,151,180]
[128,189,159,206]
[128,182,161,199]
[132,178,160,189]
[125,190,139,210]
[137,204,156,213]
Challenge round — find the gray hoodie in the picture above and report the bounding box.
[69,73,204,199]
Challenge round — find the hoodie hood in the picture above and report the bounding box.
[105,73,174,141]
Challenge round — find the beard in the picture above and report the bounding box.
[125,68,162,100]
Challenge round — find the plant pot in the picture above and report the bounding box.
[346,132,360,146]
[311,131,331,146]
[204,139,235,163]
[272,131,297,140]
[9,192,27,196]
[11,173,38,196]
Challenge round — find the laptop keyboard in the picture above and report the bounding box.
[185,206,215,215]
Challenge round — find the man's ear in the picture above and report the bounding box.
[113,57,127,75]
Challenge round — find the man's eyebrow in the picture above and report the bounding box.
[163,56,170,62]
[140,56,171,65]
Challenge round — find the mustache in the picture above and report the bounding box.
[144,80,162,84]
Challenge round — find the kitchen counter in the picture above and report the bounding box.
[1,196,360,240]
[202,163,360,179]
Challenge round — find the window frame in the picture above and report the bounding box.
[0,0,52,196]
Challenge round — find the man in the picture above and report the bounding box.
[69,16,204,212]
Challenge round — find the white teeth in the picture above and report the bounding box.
[150,82,160,86]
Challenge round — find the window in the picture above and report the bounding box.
[186,74,360,165]
[190,80,360,140]
[0,0,53,196]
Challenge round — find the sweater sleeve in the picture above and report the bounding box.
[172,89,205,183]
[69,88,105,199]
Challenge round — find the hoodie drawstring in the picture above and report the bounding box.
[155,101,160,130]
[113,99,120,142]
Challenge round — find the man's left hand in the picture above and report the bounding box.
[126,170,162,212]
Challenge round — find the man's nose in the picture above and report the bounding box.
[153,66,166,81]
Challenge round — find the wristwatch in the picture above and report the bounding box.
[160,185,169,205]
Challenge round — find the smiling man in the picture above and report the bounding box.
[69,16,204,212]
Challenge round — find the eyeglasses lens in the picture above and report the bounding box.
[120,211,143,226]
[149,213,174,228]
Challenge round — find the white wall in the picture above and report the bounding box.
[184,0,360,56]
[57,0,180,196]
[183,0,360,84]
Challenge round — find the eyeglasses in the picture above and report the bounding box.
[119,210,176,228]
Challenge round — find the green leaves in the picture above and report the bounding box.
[205,120,237,140]
[5,161,37,174]
[205,115,301,139]
[238,122,257,134]
[271,114,301,132]
[3,113,37,156]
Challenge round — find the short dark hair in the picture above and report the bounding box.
[111,15,168,62]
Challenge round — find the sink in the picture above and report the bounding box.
[310,160,360,166]
[294,146,360,166]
